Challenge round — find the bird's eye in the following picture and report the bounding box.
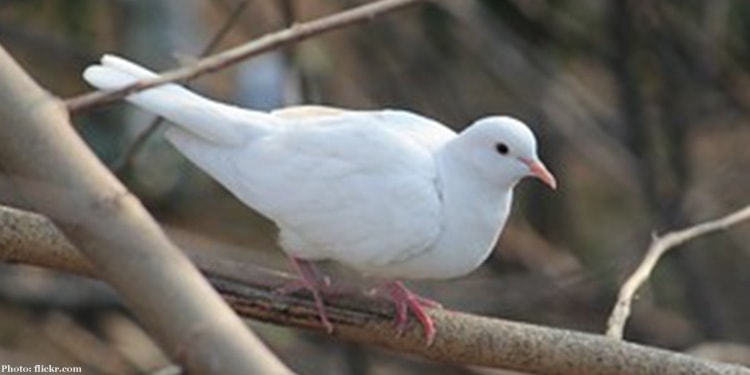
[495,142,509,155]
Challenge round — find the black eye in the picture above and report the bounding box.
[495,142,509,155]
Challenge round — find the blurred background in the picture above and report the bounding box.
[1,0,750,373]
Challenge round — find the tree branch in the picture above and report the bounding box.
[64,0,423,114]
[607,203,750,339]
[109,0,250,173]
[1,205,746,375]
[0,45,292,374]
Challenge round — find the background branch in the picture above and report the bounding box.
[64,0,423,113]
[607,203,750,339]
[0,45,292,374]
[109,0,249,173]
[1,205,746,375]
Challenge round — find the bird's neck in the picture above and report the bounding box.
[429,148,514,278]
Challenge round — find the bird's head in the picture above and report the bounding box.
[453,116,557,190]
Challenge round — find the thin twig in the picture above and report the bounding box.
[112,1,249,172]
[606,203,750,339]
[110,116,164,172]
[65,0,423,114]
[110,0,249,173]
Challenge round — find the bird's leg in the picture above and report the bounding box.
[275,256,334,333]
[273,261,331,295]
[381,281,438,345]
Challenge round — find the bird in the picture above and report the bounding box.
[83,54,557,345]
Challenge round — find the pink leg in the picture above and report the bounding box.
[383,281,438,345]
[274,271,330,295]
[276,256,334,333]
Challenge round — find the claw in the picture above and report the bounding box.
[383,281,438,345]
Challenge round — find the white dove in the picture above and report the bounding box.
[83,55,556,345]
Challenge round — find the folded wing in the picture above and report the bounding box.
[174,111,447,269]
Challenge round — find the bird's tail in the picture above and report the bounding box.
[83,54,275,144]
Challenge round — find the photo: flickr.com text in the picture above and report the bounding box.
[0,365,82,373]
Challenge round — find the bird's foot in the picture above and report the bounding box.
[275,257,334,333]
[381,281,439,346]
[273,277,331,296]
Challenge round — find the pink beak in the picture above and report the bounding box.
[519,157,557,190]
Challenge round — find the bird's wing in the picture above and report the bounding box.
[272,106,456,152]
[169,111,450,269]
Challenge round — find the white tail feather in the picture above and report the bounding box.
[83,54,275,145]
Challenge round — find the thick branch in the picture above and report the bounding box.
[0,46,292,374]
[64,0,423,113]
[607,203,750,339]
[1,205,746,375]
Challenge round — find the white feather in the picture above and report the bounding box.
[84,55,275,145]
